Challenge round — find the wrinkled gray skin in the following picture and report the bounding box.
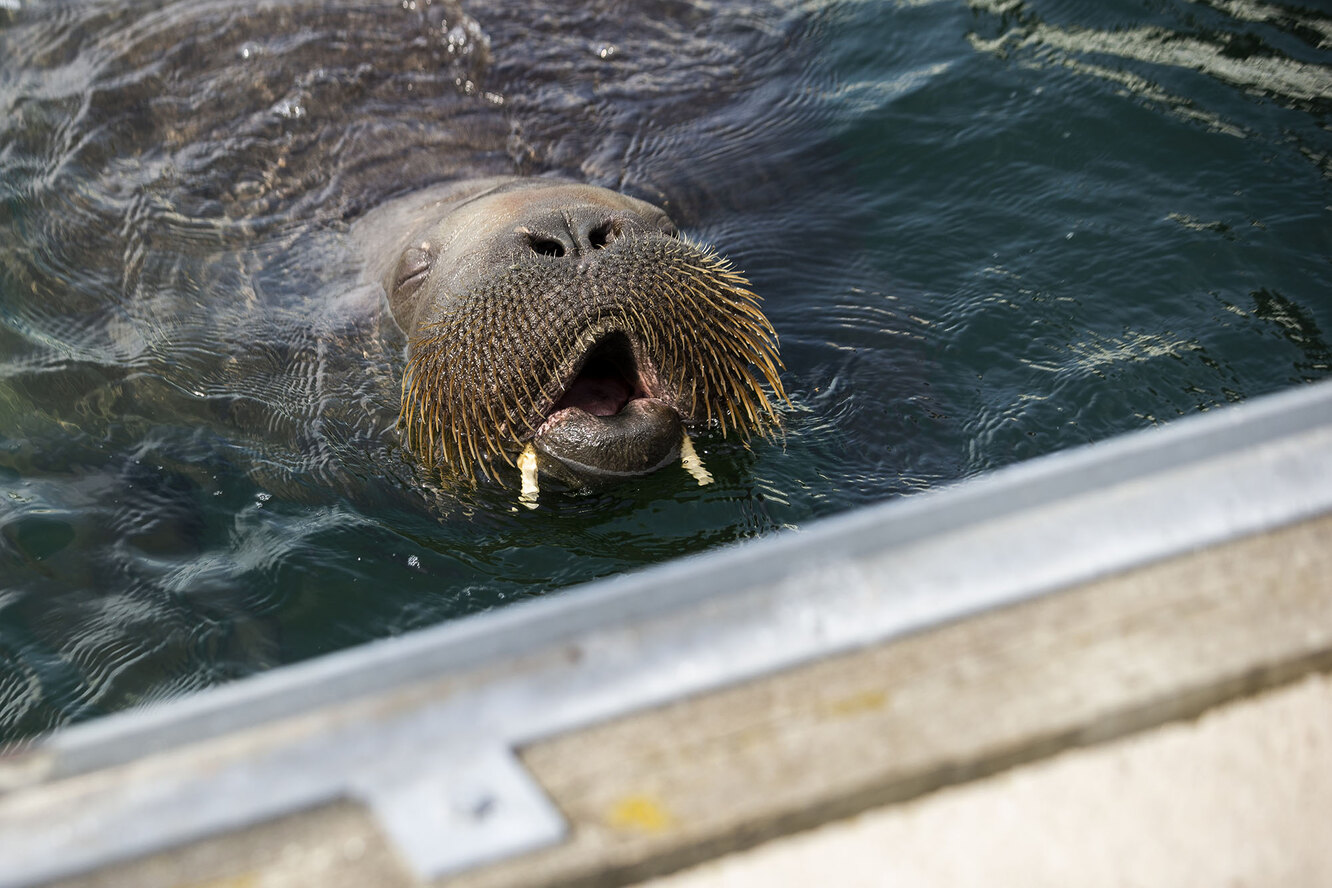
[355,176,689,485]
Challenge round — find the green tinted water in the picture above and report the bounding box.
[1,0,1329,742]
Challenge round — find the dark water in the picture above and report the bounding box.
[1,0,1329,743]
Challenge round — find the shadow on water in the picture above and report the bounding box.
[0,0,1329,741]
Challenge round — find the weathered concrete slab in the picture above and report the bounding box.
[642,673,1332,888]
[466,513,1332,887]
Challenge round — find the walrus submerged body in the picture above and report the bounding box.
[356,177,785,499]
[0,0,796,510]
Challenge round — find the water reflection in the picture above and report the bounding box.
[1250,289,1332,384]
[969,0,1332,126]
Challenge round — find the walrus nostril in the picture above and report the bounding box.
[589,221,621,249]
[529,235,565,257]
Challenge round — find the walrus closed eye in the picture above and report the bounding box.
[364,177,786,505]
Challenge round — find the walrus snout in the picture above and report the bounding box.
[370,177,786,492]
[534,399,684,485]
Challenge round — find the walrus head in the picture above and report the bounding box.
[378,178,785,496]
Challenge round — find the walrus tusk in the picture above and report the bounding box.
[519,443,540,508]
[680,433,713,486]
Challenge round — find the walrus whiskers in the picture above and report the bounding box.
[400,234,786,483]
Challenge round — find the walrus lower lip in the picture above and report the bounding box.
[532,399,684,483]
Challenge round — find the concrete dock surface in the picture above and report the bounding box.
[643,672,1332,888]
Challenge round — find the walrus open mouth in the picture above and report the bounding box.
[526,329,689,488]
[399,233,786,486]
[540,332,648,428]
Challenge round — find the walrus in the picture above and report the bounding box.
[355,176,787,505]
[1,0,802,514]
